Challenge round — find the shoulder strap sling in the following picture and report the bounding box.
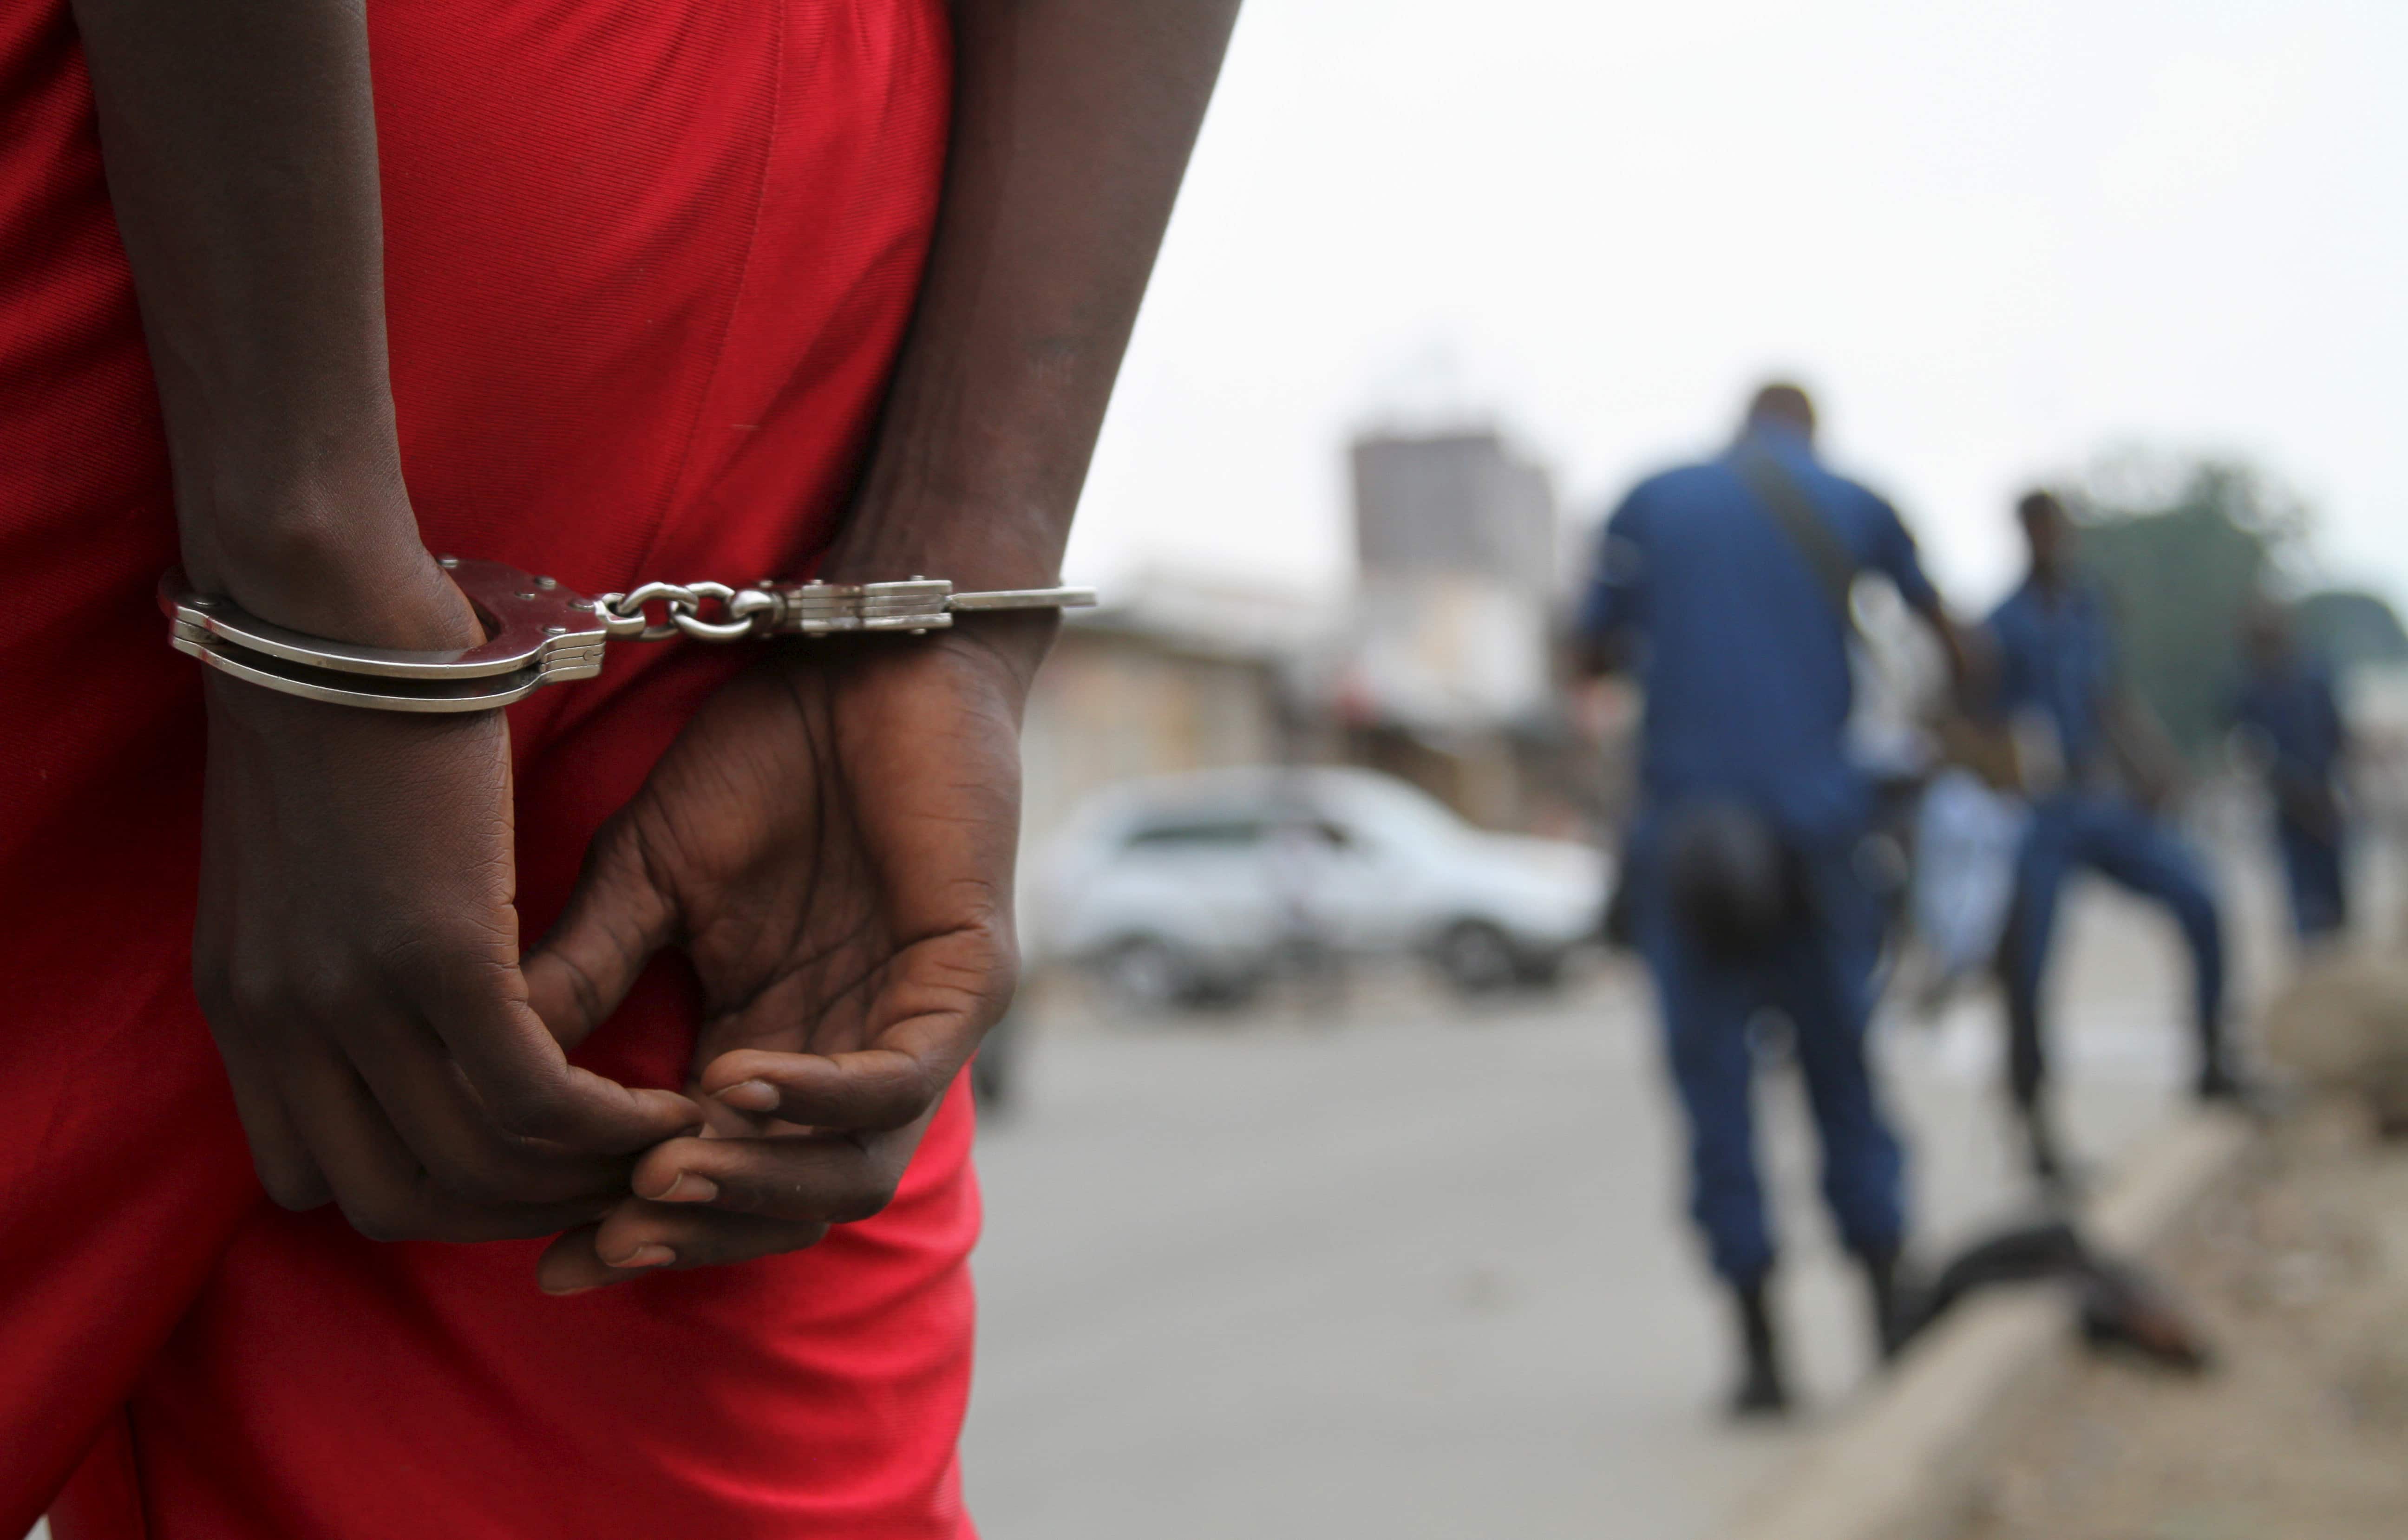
[1733,448,1858,633]
[1737,449,2029,793]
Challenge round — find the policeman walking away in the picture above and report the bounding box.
[1986,491,2240,1186]
[1577,384,1966,1416]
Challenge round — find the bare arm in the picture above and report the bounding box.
[74,0,694,1234]
[1904,592,1984,711]
[72,0,468,646]
[826,0,1243,608]
[1571,629,1627,680]
[2107,689,2186,809]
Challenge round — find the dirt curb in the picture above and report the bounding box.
[1709,1108,2255,1540]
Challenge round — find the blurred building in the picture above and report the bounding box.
[1334,429,1596,833]
[1352,430,1557,595]
[1018,430,1619,860]
[1018,570,1336,856]
[1344,431,1557,735]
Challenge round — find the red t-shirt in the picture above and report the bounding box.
[0,3,980,1534]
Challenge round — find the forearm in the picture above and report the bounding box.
[74,0,470,647]
[826,0,1241,599]
[1910,595,1976,704]
[1570,630,1622,680]
[2108,693,2185,796]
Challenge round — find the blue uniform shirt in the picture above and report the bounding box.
[1578,425,1937,838]
[2234,659,2345,789]
[1987,578,2117,777]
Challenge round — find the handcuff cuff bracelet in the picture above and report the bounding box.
[159,558,1097,713]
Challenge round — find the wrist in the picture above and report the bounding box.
[769,605,1056,707]
[818,492,1072,596]
[942,611,1059,698]
[180,470,481,653]
[817,497,1070,698]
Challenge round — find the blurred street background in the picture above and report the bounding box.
[942,3,2408,1533]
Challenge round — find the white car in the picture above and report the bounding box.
[1031,766,1607,1005]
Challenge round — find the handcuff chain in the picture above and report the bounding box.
[595,581,779,644]
[590,574,1099,642]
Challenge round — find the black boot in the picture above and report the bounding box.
[2018,1096,2078,1193]
[2192,996,2241,1104]
[1727,1279,1790,1418]
[1858,1245,1909,1362]
[2194,1058,2244,1104]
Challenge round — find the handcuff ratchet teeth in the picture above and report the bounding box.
[159,559,1097,714]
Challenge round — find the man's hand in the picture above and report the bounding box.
[2109,692,2188,813]
[195,662,704,1242]
[523,625,1040,1292]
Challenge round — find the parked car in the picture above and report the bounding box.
[1031,767,1607,1006]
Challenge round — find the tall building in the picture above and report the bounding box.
[1351,430,1558,596]
[1338,428,1578,829]
[1343,429,1560,735]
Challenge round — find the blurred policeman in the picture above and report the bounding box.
[2233,600,2350,940]
[1987,491,2237,1186]
[1577,384,1964,1416]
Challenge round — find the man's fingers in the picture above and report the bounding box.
[698,1046,952,1132]
[285,1057,619,1243]
[533,1111,938,1293]
[597,1200,836,1270]
[421,971,699,1155]
[521,819,679,1051]
[626,1122,923,1226]
[493,1048,703,1153]
[692,925,1014,1129]
[537,1223,617,1294]
[536,1208,830,1295]
[205,1022,333,1210]
[340,1012,650,1207]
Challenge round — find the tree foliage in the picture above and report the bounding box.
[2059,456,2406,761]
[2071,460,2291,761]
[2294,588,2408,672]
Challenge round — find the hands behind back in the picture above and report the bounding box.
[194,583,704,1244]
[524,623,1041,1292]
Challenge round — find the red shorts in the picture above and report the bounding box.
[0,4,980,1534]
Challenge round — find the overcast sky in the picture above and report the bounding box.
[1063,0,2408,617]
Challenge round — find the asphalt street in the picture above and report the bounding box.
[960,866,2297,1540]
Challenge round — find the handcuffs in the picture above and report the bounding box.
[159,557,1096,713]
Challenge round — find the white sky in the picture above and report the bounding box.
[1066,0,2408,617]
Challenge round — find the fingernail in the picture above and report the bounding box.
[716,1079,779,1113]
[654,1172,719,1204]
[608,1243,676,1270]
[542,1282,602,1298]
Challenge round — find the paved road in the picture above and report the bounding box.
[961,868,2295,1540]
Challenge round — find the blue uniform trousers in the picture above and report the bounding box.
[1634,821,1905,1286]
[2001,793,2225,1109]
[2276,816,2347,938]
